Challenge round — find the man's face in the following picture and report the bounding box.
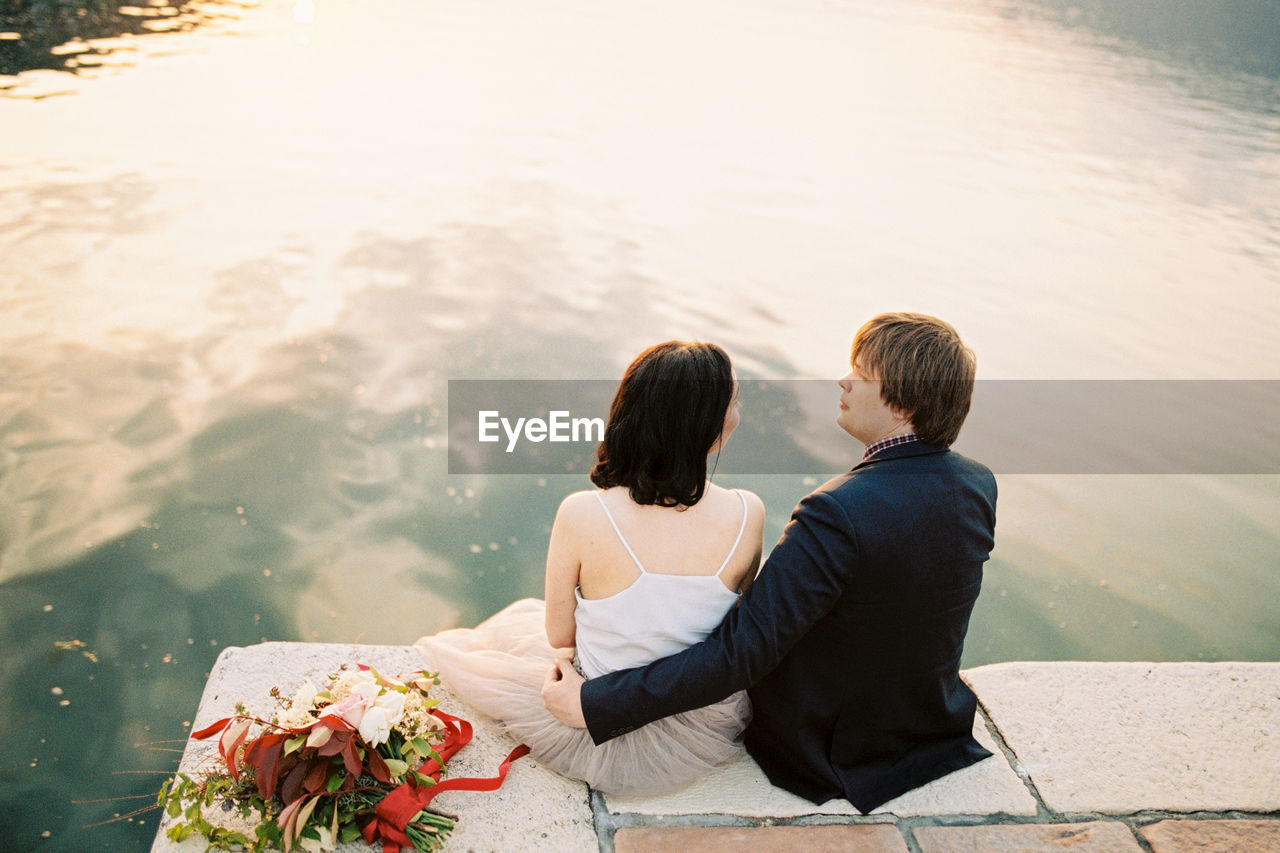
[836,357,904,445]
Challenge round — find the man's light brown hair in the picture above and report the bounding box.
[851,312,976,447]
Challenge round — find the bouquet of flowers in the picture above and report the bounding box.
[158,665,526,853]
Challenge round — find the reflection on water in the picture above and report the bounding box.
[0,0,252,82]
[1001,0,1280,79]
[1,0,1279,848]
[971,475,1280,663]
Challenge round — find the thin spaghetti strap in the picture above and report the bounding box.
[714,490,750,577]
[594,492,647,574]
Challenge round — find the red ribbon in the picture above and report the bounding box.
[361,710,530,853]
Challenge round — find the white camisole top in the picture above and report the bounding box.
[573,490,749,680]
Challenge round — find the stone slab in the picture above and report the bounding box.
[1140,819,1280,853]
[915,821,1143,852]
[604,710,1036,817]
[964,662,1280,814]
[150,642,597,853]
[614,825,909,853]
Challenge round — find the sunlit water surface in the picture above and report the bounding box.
[2,0,1279,848]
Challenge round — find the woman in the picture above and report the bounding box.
[414,341,765,796]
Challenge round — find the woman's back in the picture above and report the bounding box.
[577,484,761,595]
[543,483,764,654]
[573,487,753,677]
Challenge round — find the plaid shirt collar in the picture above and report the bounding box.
[861,433,919,461]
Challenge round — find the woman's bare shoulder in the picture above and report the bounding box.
[715,485,765,517]
[554,488,605,525]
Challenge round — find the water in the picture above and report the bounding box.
[2,0,1278,847]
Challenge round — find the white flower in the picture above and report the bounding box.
[275,706,314,730]
[396,690,446,738]
[358,705,392,746]
[291,679,318,711]
[374,689,407,728]
[351,679,381,703]
[329,668,377,701]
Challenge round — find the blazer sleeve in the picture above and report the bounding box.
[581,488,858,744]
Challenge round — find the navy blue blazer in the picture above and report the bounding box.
[580,441,998,812]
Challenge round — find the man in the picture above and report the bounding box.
[542,312,998,812]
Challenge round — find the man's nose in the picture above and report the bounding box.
[838,373,854,391]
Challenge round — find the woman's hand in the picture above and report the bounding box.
[541,658,587,728]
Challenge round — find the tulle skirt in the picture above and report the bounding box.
[413,598,750,797]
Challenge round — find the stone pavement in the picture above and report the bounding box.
[153,645,1280,853]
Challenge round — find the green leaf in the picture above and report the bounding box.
[383,758,408,778]
[284,735,307,756]
[325,772,344,792]
[259,820,283,844]
[338,821,362,843]
[426,746,446,768]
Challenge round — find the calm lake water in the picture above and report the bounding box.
[2,0,1279,848]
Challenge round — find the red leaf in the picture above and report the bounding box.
[246,733,288,800]
[304,758,330,795]
[316,730,348,758]
[275,796,304,853]
[243,732,266,763]
[279,757,308,805]
[219,718,254,781]
[244,731,278,767]
[342,737,362,778]
[311,715,352,735]
[367,748,392,784]
[191,717,232,740]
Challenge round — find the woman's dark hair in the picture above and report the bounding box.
[590,341,734,508]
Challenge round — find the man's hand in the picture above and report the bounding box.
[541,658,587,729]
